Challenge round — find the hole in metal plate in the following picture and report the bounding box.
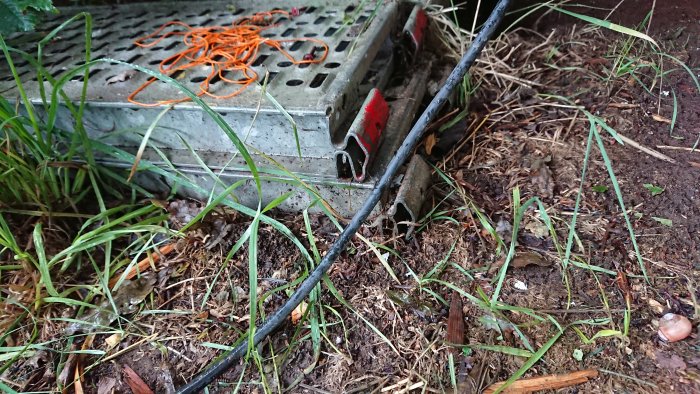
[281,28,295,37]
[314,16,327,24]
[102,20,119,30]
[129,30,146,39]
[45,55,70,67]
[50,68,65,78]
[277,61,292,67]
[198,18,214,26]
[324,27,337,37]
[169,70,184,79]
[324,62,341,68]
[71,68,103,81]
[209,72,223,84]
[252,55,268,67]
[124,54,143,63]
[127,20,143,29]
[335,41,350,52]
[64,31,83,41]
[93,42,109,52]
[286,79,303,86]
[289,41,304,51]
[309,73,327,88]
[304,32,318,37]
[191,76,207,83]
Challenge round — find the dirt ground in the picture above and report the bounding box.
[4,1,700,393]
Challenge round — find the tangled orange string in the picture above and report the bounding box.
[128,10,329,106]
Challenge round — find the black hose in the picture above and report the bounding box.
[177,1,511,391]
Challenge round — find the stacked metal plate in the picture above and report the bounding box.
[0,0,432,219]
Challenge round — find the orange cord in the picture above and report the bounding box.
[128,10,329,106]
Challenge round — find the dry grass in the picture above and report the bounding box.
[4,3,700,393]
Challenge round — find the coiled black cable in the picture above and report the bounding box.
[177,0,511,391]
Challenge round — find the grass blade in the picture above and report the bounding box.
[550,6,658,47]
[33,223,58,297]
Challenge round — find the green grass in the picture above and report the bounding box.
[0,10,406,392]
[403,2,699,391]
[2,2,697,392]
[0,12,262,392]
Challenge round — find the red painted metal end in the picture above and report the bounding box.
[336,88,389,182]
[403,6,428,59]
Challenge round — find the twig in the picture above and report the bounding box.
[484,369,599,393]
[656,145,699,153]
[599,368,657,388]
[108,243,176,289]
[616,133,676,163]
[298,383,332,394]
[534,308,627,314]
[607,103,639,109]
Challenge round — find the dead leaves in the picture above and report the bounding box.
[424,133,437,155]
[68,273,158,335]
[654,350,687,371]
[484,369,599,393]
[291,301,308,324]
[489,252,552,275]
[106,70,136,85]
[511,252,551,269]
[529,155,554,199]
[447,291,465,347]
[57,335,95,394]
[96,376,117,394]
[123,365,154,394]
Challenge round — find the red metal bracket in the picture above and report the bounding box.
[403,6,428,59]
[336,88,389,182]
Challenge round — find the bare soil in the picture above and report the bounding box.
[4,1,700,393]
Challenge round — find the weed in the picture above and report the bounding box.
[0,11,332,391]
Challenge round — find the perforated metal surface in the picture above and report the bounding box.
[1,1,395,140]
[0,1,428,216]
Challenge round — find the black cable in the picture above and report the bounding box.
[178,1,511,391]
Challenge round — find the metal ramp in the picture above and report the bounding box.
[1,0,433,219]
